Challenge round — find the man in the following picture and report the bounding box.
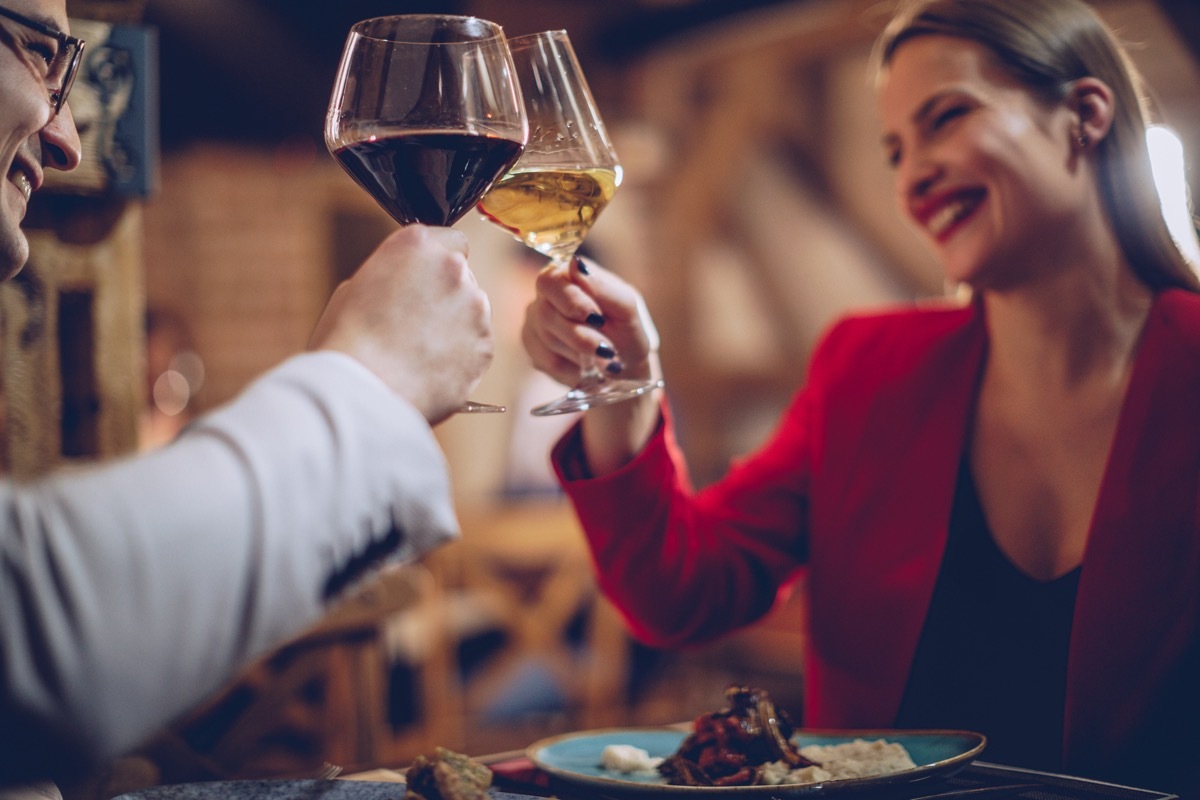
[0,0,493,785]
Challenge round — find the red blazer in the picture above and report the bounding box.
[554,289,1200,793]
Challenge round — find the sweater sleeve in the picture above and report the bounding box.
[0,351,458,782]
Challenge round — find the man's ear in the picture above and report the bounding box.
[1067,77,1115,148]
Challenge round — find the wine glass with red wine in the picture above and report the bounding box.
[326,15,527,413]
[477,30,662,415]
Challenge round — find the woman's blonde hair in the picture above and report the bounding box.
[875,0,1200,292]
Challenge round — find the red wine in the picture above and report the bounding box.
[335,131,524,226]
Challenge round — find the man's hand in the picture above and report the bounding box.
[309,225,494,425]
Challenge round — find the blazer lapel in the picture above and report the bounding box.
[807,303,988,726]
[1064,290,1200,772]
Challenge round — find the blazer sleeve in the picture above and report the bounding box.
[0,351,459,782]
[553,367,820,649]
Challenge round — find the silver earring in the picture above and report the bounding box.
[1077,133,1090,148]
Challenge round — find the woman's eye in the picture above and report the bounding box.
[932,106,967,129]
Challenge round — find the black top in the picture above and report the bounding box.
[894,459,1080,771]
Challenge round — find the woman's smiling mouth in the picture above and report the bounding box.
[918,189,986,241]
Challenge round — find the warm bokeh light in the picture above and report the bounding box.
[1147,125,1200,271]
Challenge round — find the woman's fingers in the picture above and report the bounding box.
[521,255,659,387]
[571,258,657,376]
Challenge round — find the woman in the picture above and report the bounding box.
[522,0,1200,793]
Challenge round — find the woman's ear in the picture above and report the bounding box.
[1067,77,1115,150]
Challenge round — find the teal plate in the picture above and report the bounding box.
[527,727,986,797]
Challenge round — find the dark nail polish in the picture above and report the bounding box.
[586,312,606,328]
[605,360,624,375]
[595,343,616,359]
[575,258,590,275]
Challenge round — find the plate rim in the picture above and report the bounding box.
[526,726,987,795]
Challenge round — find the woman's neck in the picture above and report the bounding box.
[980,258,1153,396]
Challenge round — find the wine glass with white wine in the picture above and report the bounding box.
[477,29,663,416]
[326,14,527,413]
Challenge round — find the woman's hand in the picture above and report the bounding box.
[522,256,664,476]
[522,256,659,386]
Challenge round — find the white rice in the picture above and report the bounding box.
[761,738,917,784]
[759,763,834,785]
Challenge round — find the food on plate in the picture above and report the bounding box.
[601,744,665,774]
[758,738,917,784]
[653,685,915,787]
[657,685,817,786]
[405,747,492,800]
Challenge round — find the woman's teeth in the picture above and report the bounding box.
[928,197,977,237]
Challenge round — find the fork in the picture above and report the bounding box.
[313,762,344,780]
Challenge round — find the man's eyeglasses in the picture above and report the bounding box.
[0,4,85,115]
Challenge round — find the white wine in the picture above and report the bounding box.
[478,166,622,261]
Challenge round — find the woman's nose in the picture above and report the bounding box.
[40,104,83,173]
[895,159,943,226]
[900,154,941,202]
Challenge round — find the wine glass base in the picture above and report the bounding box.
[531,378,664,416]
[459,400,507,413]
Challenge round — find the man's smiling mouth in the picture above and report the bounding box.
[10,170,32,203]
